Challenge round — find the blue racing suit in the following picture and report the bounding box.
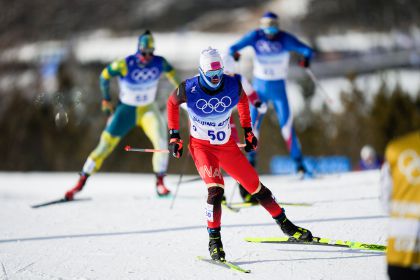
[229,29,313,169]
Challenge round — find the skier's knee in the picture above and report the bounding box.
[207,186,225,205]
[253,184,273,202]
[239,176,260,194]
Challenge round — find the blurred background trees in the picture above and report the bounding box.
[0,0,419,174]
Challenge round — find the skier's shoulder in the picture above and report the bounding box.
[174,80,188,100]
[279,30,293,37]
[124,54,137,63]
[223,73,237,80]
[225,72,242,80]
[183,76,199,92]
[108,57,128,72]
[251,28,264,37]
[151,54,165,63]
[386,130,420,156]
[277,30,298,41]
[185,75,198,84]
[222,74,242,95]
[178,80,187,90]
[241,29,260,41]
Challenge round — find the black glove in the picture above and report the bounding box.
[232,52,241,62]
[168,129,183,158]
[244,127,258,152]
[299,57,311,68]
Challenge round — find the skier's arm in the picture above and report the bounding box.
[167,81,187,130]
[167,81,186,158]
[229,30,257,58]
[237,90,258,152]
[282,32,313,62]
[162,58,181,88]
[237,90,252,129]
[99,59,127,101]
[238,74,267,114]
[239,74,258,104]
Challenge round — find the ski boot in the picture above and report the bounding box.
[65,172,89,201]
[208,228,225,261]
[275,211,313,241]
[156,174,171,197]
[238,183,258,203]
[296,160,313,179]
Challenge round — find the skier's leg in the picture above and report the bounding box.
[271,80,306,173]
[85,104,136,173]
[237,79,268,201]
[206,186,225,260]
[138,103,170,196]
[189,139,225,228]
[218,139,282,217]
[82,132,121,174]
[65,104,136,200]
[236,103,264,202]
[189,138,226,260]
[219,139,312,241]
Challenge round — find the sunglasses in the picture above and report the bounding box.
[141,49,154,56]
[205,68,223,79]
[263,26,279,36]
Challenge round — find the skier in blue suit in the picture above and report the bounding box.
[229,11,313,180]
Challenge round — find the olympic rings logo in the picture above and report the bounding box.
[196,96,232,114]
[397,149,420,185]
[256,40,282,53]
[131,67,159,81]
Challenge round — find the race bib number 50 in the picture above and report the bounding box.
[208,130,226,142]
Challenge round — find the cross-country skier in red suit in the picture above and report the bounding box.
[167,47,312,261]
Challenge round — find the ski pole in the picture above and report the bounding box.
[169,151,190,209]
[126,144,245,153]
[252,112,262,137]
[124,146,170,153]
[228,181,237,205]
[253,112,260,131]
[305,68,334,107]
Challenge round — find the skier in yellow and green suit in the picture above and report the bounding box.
[65,30,180,200]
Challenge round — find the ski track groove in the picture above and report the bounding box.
[1,262,8,280]
[14,262,35,274]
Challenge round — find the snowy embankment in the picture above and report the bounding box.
[0,171,388,279]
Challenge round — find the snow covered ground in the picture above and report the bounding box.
[0,171,389,280]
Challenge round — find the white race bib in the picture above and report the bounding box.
[253,52,290,80]
[118,80,159,106]
[188,110,232,145]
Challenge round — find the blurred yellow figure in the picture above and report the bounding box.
[381,130,420,279]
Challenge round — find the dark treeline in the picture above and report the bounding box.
[2,0,419,49]
[0,0,269,49]
[303,0,420,34]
